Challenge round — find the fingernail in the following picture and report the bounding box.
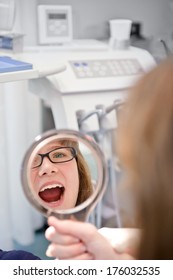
[46,246,53,257]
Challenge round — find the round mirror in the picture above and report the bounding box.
[21,129,108,221]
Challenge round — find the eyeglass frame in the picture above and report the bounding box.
[31,146,77,169]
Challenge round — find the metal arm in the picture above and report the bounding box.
[95,99,124,130]
[76,108,102,130]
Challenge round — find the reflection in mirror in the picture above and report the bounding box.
[21,129,107,221]
[29,138,94,210]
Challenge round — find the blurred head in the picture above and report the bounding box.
[30,139,93,210]
[117,57,173,259]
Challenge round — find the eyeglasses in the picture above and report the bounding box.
[31,147,77,169]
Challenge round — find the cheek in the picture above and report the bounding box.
[29,170,39,192]
[64,162,79,190]
[30,170,37,184]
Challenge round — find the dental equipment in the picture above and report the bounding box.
[75,100,123,228]
[95,101,124,228]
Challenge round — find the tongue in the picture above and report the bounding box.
[39,187,63,203]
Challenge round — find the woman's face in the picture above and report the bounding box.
[30,141,79,210]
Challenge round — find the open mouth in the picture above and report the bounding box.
[39,184,65,203]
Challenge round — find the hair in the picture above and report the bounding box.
[58,139,93,205]
[117,57,173,259]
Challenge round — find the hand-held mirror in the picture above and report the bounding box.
[21,129,108,221]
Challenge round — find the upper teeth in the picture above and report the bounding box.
[40,184,63,192]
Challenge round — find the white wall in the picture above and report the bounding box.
[16,0,173,47]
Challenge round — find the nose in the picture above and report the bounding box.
[38,157,59,176]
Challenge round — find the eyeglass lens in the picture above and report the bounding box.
[31,147,76,168]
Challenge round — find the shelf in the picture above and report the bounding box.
[0,55,66,83]
[0,68,40,83]
[0,64,66,83]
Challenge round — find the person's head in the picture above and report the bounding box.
[30,138,93,210]
[117,57,173,259]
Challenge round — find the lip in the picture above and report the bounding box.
[40,192,65,209]
[38,180,65,208]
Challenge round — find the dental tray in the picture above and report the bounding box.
[0,56,33,73]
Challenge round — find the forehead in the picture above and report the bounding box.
[38,140,64,154]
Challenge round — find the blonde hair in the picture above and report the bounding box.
[118,57,173,259]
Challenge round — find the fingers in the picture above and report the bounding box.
[47,216,97,244]
[45,217,97,260]
[46,242,89,259]
[45,225,79,245]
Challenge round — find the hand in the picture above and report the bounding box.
[45,217,93,260]
[45,217,133,260]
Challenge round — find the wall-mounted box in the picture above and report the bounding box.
[37,5,73,45]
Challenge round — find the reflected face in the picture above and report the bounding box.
[30,140,79,210]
